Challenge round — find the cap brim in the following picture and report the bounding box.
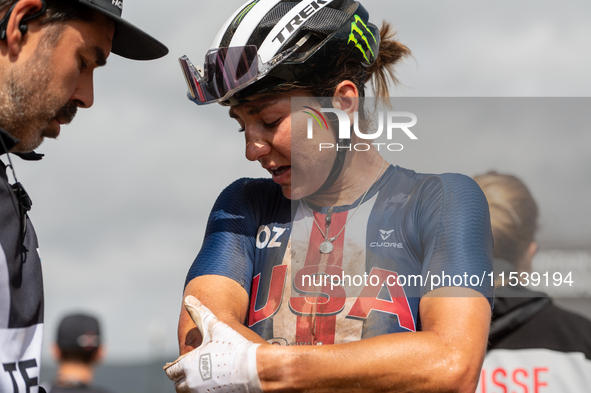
[81,2,168,60]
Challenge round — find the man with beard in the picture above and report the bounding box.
[0,1,167,392]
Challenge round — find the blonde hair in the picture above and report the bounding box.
[473,172,538,267]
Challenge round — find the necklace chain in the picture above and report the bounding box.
[302,158,386,253]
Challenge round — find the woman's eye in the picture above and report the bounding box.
[238,126,245,133]
[264,118,281,128]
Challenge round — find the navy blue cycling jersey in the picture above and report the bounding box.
[187,165,493,346]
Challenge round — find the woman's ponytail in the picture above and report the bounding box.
[366,22,411,99]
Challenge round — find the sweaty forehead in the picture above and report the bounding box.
[228,92,304,118]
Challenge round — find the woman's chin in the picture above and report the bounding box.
[280,185,293,200]
[286,185,320,201]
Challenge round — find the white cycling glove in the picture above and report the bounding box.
[164,296,263,393]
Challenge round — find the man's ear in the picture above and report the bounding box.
[4,0,45,56]
[92,345,106,365]
[51,343,61,361]
[331,80,359,123]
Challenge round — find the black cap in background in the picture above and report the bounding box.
[57,313,101,352]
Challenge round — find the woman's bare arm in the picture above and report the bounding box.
[256,287,491,393]
[179,278,490,392]
[178,274,268,355]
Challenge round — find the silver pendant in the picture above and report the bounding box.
[319,240,334,254]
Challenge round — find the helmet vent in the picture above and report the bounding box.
[220,0,261,48]
[248,2,351,50]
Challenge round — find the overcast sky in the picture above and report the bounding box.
[8,0,590,363]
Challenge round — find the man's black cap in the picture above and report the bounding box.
[57,313,101,351]
[77,0,168,60]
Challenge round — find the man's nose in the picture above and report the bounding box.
[70,71,94,108]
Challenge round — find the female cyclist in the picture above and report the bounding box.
[165,1,494,392]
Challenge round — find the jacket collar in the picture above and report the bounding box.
[0,127,19,154]
[0,127,44,160]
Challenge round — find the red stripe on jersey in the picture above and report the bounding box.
[291,210,348,345]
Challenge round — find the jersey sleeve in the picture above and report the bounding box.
[185,178,268,294]
[418,173,494,304]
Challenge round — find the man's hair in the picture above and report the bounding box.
[0,0,102,49]
[0,0,99,25]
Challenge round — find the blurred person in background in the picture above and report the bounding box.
[474,171,591,392]
[43,313,114,393]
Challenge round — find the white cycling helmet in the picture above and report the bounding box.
[179,0,380,106]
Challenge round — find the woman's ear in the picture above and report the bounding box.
[331,80,359,122]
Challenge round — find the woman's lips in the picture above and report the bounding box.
[269,165,291,183]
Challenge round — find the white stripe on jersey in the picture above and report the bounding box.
[0,245,10,329]
[334,193,376,344]
[271,238,297,344]
[270,205,309,345]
